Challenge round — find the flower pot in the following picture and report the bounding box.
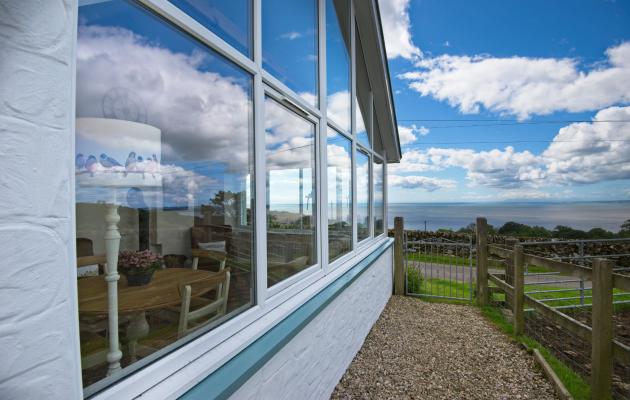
[124,270,155,286]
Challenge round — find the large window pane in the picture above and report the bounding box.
[326,0,350,132]
[75,0,254,391]
[327,129,352,261]
[170,0,252,57]
[263,0,318,107]
[357,150,370,241]
[265,97,317,286]
[373,158,384,236]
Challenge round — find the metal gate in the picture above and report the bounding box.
[404,236,475,301]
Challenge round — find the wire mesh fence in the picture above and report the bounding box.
[404,234,474,302]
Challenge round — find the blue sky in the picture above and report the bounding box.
[381,0,630,202]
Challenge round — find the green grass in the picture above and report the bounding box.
[408,252,475,266]
[480,305,591,400]
[407,275,473,304]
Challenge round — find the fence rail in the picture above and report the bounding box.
[478,217,629,400]
[392,216,630,399]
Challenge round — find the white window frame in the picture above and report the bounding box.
[74,0,392,398]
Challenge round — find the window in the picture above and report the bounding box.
[75,0,254,391]
[326,0,351,132]
[356,149,370,241]
[263,0,318,107]
[373,158,384,236]
[327,129,352,261]
[265,96,317,286]
[170,0,252,57]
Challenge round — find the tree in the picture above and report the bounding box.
[621,219,630,237]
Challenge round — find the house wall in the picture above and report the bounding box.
[0,1,83,399]
[229,247,392,400]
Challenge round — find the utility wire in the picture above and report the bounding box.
[403,139,630,146]
[397,119,630,129]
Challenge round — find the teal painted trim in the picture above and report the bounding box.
[181,239,394,400]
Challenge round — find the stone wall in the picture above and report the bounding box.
[389,229,630,268]
[0,1,82,399]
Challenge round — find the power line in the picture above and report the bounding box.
[398,119,630,123]
[404,138,630,146]
[397,119,630,129]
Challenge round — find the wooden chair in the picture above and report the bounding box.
[137,269,231,353]
[177,268,231,337]
[191,248,227,271]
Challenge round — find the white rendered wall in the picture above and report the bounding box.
[230,247,393,400]
[0,1,82,399]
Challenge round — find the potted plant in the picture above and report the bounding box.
[118,250,163,286]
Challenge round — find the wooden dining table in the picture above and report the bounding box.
[78,268,219,361]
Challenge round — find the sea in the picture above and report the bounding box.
[387,202,630,232]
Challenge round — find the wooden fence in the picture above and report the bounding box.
[475,217,630,400]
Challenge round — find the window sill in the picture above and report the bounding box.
[89,236,392,400]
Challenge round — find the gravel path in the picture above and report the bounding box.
[331,296,559,400]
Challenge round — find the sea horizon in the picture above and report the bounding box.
[387,201,630,232]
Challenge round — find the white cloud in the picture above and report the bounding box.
[389,149,436,173]
[280,31,302,40]
[543,106,630,184]
[427,147,545,188]
[378,0,421,60]
[496,190,552,201]
[400,42,630,119]
[389,175,456,191]
[398,124,429,145]
[390,105,630,193]
[76,25,252,172]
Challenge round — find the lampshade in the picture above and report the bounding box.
[76,117,162,189]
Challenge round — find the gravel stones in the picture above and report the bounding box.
[331,296,558,400]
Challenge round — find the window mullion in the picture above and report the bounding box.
[318,0,329,274]
[350,0,357,253]
[253,0,267,309]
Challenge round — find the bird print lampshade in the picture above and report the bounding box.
[76,117,163,205]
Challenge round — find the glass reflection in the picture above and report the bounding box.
[326,0,350,132]
[373,158,384,236]
[170,0,252,57]
[75,0,254,391]
[327,129,352,261]
[265,97,317,286]
[263,0,318,107]
[357,150,370,241]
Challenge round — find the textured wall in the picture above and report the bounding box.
[230,248,393,400]
[0,1,82,399]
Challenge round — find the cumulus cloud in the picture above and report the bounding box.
[398,124,429,145]
[390,105,630,193]
[378,0,421,59]
[543,106,630,183]
[389,175,456,191]
[400,42,630,119]
[76,25,252,171]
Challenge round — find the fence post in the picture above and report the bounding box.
[591,258,613,400]
[476,217,488,306]
[513,244,524,336]
[394,217,405,296]
[504,238,518,309]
